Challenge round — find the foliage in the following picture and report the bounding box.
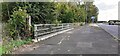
[0,46,2,55]
[7,8,28,40]
[1,37,32,54]
[2,2,99,24]
[1,2,17,22]
[86,2,99,23]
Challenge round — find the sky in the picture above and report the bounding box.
[94,0,120,21]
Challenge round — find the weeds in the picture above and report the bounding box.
[1,38,32,54]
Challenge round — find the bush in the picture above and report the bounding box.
[6,8,29,40]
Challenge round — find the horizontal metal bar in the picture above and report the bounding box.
[35,29,61,36]
[34,28,49,31]
[36,31,51,36]
[34,23,74,27]
[52,26,63,29]
[35,27,70,36]
[35,26,69,31]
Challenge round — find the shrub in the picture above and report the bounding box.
[6,8,29,40]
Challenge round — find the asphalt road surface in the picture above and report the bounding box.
[98,23,120,38]
[20,24,118,54]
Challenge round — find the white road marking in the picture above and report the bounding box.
[67,50,70,52]
[68,36,70,37]
[58,37,65,45]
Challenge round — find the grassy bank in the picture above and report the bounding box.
[1,38,32,54]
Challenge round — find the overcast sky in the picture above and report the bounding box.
[94,0,120,21]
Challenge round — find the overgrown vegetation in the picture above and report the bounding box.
[0,2,99,54]
[1,38,32,54]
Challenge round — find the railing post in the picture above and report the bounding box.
[28,16,31,31]
[34,25,37,37]
[62,24,63,30]
[67,23,70,29]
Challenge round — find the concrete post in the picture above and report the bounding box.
[29,16,32,31]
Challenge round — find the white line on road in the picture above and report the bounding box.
[67,50,71,52]
[58,37,65,45]
[68,36,70,37]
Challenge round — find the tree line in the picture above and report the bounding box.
[1,2,99,40]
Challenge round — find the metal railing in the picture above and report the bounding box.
[34,23,73,38]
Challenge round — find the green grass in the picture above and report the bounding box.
[0,45,2,55]
[1,38,32,54]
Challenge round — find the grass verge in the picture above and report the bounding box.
[0,38,32,54]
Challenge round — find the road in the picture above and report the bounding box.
[98,23,120,39]
[17,24,118,54]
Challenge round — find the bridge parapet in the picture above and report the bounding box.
[34,23,74,41]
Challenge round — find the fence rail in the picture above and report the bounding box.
[34,23,73,38]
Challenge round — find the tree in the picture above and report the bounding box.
[84,2,99,23]
[1,2,17,22]
[1,2,99,40]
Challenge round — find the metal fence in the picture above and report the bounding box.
[34,23,73,38]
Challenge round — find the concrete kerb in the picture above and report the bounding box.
[32,28,74,42]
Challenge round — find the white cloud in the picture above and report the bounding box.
[94,0,120,21]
